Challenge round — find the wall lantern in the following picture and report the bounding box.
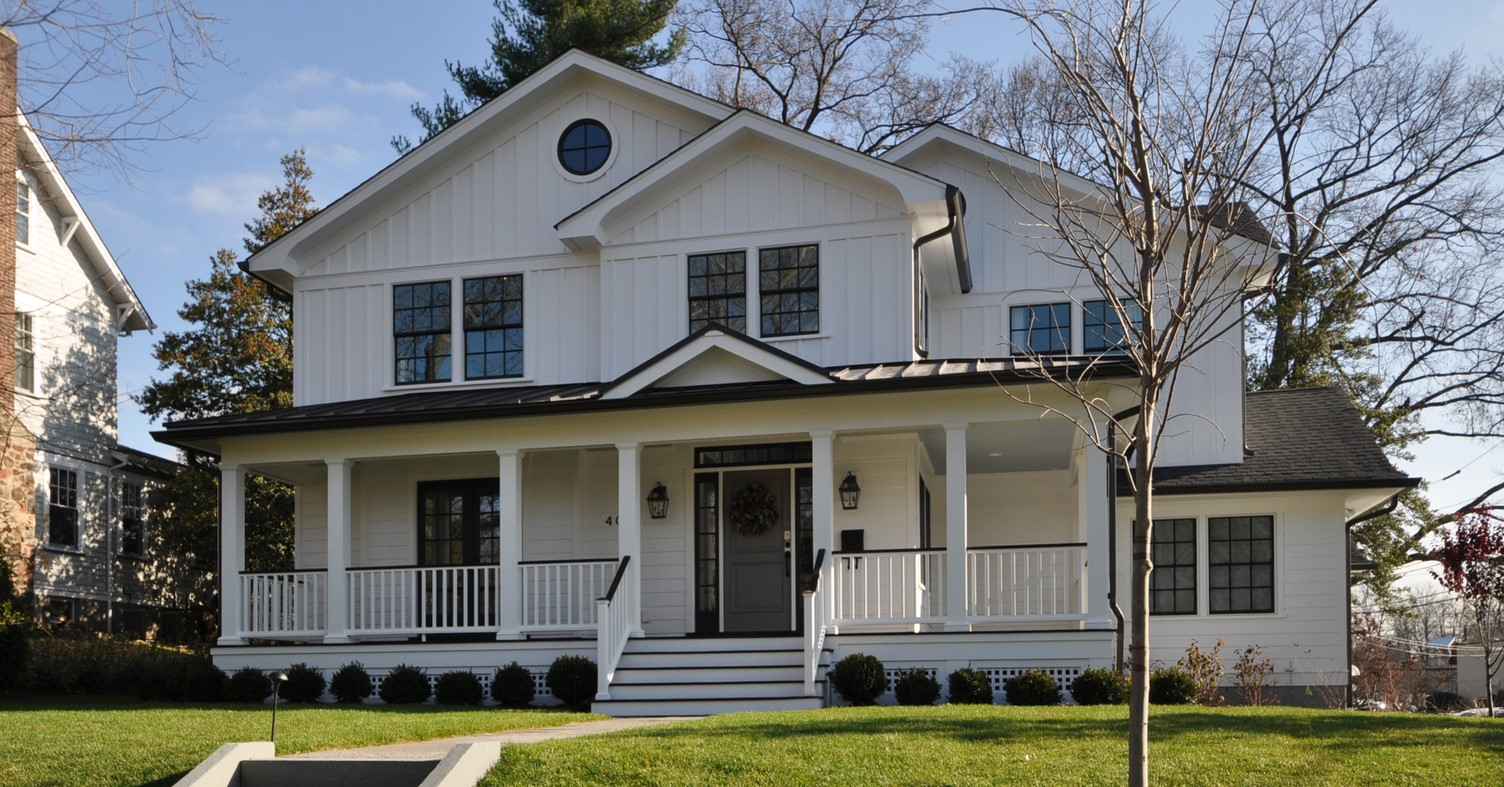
[838,472,862,510]
[646,482,670,519]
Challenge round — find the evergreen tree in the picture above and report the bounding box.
[394,0,684,152]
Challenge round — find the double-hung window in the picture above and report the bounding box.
[48,468,79,548]
[1083,299,1141,354]
[120,482,145,556]
[1010,302,1071,355]
[463,275,523,379]
[394,281,452,384]
[758,244,819,336]
[1150,518,1197,615]
[688,251,747,333]
[16,182,29,245]
[14,313,33,392]
[1209,515,1275,613]
[418,479,500,566]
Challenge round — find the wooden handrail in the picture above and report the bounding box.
[600,555,631,603]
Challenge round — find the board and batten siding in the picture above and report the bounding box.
[1114,491,1351,688]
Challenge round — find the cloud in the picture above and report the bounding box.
[185,171,277,216]
[342,76,421,100]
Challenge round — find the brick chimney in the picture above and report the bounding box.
[0,26,36,593]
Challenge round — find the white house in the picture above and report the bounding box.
[156,51,1415,714]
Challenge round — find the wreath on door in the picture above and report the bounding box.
[729,484,779,537]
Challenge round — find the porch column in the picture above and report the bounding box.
[944,422,971,632]
[217,464,245,646]
[496,449,523,640]
[616,442,644,637]
[809,430,836,562]
[1078,445,1113,628]
[323,459,353,644]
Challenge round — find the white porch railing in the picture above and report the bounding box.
[803,549,831,696]
[966,543,1086,620]
[595,556,634,701]
[241,571,327,638]
[830,549,948,626]
[520,559,616,632]
[347,565,499,634]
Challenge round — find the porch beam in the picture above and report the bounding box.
[616,442,644,637]
[323,459,353,644]
[496,449,523,640]
[944,422,970,632]
[217,464,245,646]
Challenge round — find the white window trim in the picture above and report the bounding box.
[551,116,620,183]
[16,178,31,249]
[44,464,84,554]
[1199,512,1283,619]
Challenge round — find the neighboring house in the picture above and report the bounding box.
[157,51,1416,714]
[0,32,193,640]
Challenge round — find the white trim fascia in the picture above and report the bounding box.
[250,50,734,277]
[602,329,833,400]
[884,124,1109,207]
[556,112,954,250]
[16,113,154,332]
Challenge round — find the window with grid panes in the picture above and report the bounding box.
[121,482,145,556]
[1010,302,1071,354]
[15,313,33,391]
[1150,518,1197,614]
[394,281,452,384]
[1209,515,1274,613]
[17,182,29,245]
[759,244,818,336]
[418,479,500,566]
[688,251,746,333]
[463,275,523,379]
[48,468,79,548]
[1083,299,1141,353]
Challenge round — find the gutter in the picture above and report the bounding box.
[237,259,293,303]
[1342,491,1403,709]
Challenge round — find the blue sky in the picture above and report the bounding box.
[45,0,1504,514]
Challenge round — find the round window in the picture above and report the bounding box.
[558,119,612,176]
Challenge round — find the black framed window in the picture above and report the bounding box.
[463,275,523,379]
[394,281,452,384]
[15,312,33,392]
[688,251,746,333]
[1010,302,1071,355]
[1209,515,1274,614]
[120,482,145,556]
[48,467,79,548]
[558,119,611,176]
[1084,299,1141,353]
[694,442,812,468]
[418,479,500,566]
[759,244,819,336]
[1151,518,1197,615]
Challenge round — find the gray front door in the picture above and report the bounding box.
[723,470,793,632]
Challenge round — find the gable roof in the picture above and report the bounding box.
[1133,387,1418,495]
[245,50,735,290]
[555,110,956,250]
[17,113,153,333]
[600,322,833,400]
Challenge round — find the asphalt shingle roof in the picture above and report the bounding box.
[1134,386,1418,494]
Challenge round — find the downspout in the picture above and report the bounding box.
[1343,493,1402,709]
[910,187,970,357]
[1109,406,1140,672]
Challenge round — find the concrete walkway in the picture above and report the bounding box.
[281,717,692,761]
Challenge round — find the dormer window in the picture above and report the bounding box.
[558,119,612,177]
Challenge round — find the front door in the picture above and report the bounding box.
[722,470,792,632]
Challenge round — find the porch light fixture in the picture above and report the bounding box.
[838,472,862,510]
[646,482,670,519]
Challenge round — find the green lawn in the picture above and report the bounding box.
[0,696,599,787]
[484,705,1504,786]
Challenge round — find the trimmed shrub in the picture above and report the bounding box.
[435,671,484,706]
[226,667,272,703]
[283,663,326,703]
[1150,667,1197,705]
[25,636,217,698]
[547,655,596,710]
[893,668,941,706]
[330,662,373,704]
[1070,667,1129,705]
[182,659,228,702]
[380,664,431,704]
[492,662,536,708]
[830,653,887,706]
[0,561,29,694]
[947,667,994,705]
[1004,669,1062,706]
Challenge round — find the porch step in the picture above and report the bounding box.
[593,636,828,717]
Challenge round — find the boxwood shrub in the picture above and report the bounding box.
[547,655,595,710]
[283,663,326,703]
[379,664,431,704]
[893,668,941,706]
[1150,666,1197,705]
[492,662,535,708]
[1004,669,1062,706]
[435,670,483,706]
[1070,667,1130,705]
[830,653,888,706]
[947,667,994,705]
[226,666,272,703]
[329,662,373,704]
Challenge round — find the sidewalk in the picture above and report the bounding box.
[280,717,691,761]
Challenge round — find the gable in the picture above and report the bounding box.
[601,325,832,400]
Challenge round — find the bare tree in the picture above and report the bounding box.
[975,1,1382,782]
[675,0,998,153]
[1,0,225,177]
